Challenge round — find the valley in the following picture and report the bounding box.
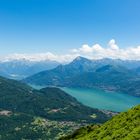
[0,76,112,140]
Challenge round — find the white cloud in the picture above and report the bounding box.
[0,52,79,63]
[71,39,140,60]
[108,39,119,50]
[1,39,140,63]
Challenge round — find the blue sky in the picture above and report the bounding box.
[0,0,140,55]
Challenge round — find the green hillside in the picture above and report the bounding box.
[60,104,140,140]
[0,76,110,123]
[0,76,112,139]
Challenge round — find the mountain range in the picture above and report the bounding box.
[1,57,140,80]
[23,56,140,97]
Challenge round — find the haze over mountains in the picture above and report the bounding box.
[23,56,140,97]
[0,59,59,79]
[1,56,140,79]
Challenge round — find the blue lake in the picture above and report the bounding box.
[61,87,140,112]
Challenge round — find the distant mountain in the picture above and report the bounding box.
[23,56,96,86]
[133,66,140,75]
[0,76,112,139]
[92,58,140,69]
[0,59,59,79]
[60,104,140,140]
[95,64,129,73]
[0,71,8,78]
[1,57,140,80]
[67,65,140,96]
[23,57,140,96]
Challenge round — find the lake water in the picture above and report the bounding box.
[61,87,140,112]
